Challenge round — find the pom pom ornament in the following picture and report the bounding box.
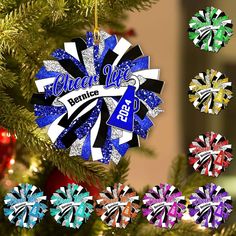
[4,184,47,228]
[50,184,94,228]
[188,69,232,115]
[142,184,186,229]
[95,183,140,228]
[188,7,233,52]
[188,183,233,228]
[32,31,164,164]
[189,132,233,177]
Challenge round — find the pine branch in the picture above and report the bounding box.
[0,1,46,51]
[0,69,18,88]
[214,224,236,236]
[47,0,68,23]
[22,131,109,185]
[89,220,109,236]
[167,155,188,190]
[108,156,130,185]
[0,0,20,15]
[133,145,156,157]
[181,173,213,198]
[167,155,214,198]
[133,221,211,236]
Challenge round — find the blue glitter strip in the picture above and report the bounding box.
[99,139,113,164]
[36,115,62,128]
[44,84,54,98]
[136,89,162,109]
[44,81,64,98]
[131,56,149,72]
[98,35,118,70]
[34,105,66,117]
[133,115,152,139]
[55,138,66,149]
[55,117,81,149]
[55,101,101,150]
[117,60,133,72]
[36,66,60,79]
[135,115,153,131]
[99,127,112,164]
[93,44,100,75]
[133,121,147,138]
[111,139,129,156]
[52,49,88,76]
[75,99,102,139]
[81,134,91,160]
[86,32,94,47]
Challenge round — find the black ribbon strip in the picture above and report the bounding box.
[31,94,56,106]
[93,101,110,147]
[128,134,139,148]
[118,45,143,65]
[99,49,118,85]
[60,101,97,148]
[136,102,149,120]
[58,38,88,79]
[140,80,164,94]
[71,38,87,65]
[197,32,211,48]
[58,59,85,78]
[117,207,122,223]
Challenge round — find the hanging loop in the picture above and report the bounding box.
[94,28,100,44]
[94,0,100,44]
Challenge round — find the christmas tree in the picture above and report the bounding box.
[0,1,235,235]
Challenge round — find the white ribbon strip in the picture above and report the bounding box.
[58,86,127,118]
[64,42,80,61]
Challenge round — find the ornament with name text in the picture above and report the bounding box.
[142,184,186,229]
[50,184,94,228]
[188,183,233,228]
[95,183,140,228]
[189,132,233,177]
[4,184,47,228]
[32,31,164,164]
[188,7,233,52]
[188,69,232,115]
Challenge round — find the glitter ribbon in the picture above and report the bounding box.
[188,183,233,228]
[32,31,164,164]
[188,69,232,114]
[188,6,233,52]
[50,184,94,228]
[4,184,47,228]
[189,131,233,177]
[95,183,140,228]
[142,184,186,228]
